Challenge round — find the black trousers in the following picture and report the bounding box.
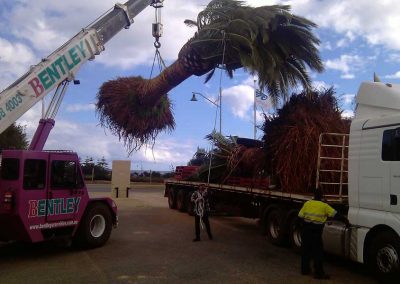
[195,213,212,239]
[301,222,325,276]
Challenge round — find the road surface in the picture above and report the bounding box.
[0,184,376,283]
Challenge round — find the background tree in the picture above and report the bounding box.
[188,147,208,166]
[94,157,110,180]
[0,123,29,150]
[81,157,95,178]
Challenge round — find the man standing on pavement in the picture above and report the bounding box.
[191,184,213,242]
[298,187,348,279]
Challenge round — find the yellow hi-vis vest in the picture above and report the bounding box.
[298,200,336,224]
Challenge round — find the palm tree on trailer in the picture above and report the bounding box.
[96,0,324,152]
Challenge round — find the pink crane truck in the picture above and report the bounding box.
[0,0,161,248]
[0,149,117,248]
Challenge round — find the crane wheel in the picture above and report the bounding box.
[74,202,112,249]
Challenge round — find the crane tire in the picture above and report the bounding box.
[74,202,112,249]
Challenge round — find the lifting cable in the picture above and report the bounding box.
[150,0,166,78]
[146,0,166,159]
[206,30,227,186]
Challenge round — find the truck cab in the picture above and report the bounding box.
[343,82,400,275]
[0,149,117,247]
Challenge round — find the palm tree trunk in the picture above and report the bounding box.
[140,59,192,106]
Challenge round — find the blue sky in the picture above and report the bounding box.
[1,0,400,171]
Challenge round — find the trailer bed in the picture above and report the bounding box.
[165,180,348,205]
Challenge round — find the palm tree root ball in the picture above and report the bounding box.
[96,76,175,153]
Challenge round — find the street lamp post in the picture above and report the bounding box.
[190,91,222,133]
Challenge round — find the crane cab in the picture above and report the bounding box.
[0,149,116,247]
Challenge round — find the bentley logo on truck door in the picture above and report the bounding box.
[28,197,81,218]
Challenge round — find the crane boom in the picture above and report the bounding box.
[0,0,156,134]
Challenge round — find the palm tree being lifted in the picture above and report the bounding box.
[96,0,324,152]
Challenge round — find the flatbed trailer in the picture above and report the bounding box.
[165,176,349,249]
[166,180,347,205]
[165,132,349,248]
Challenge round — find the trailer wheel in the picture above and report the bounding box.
[168,189,176,209]
[266,209,287,246]
[176,190,186,212]
[74,203,112,249]
[288,216,302,252]
[366,231,400,281]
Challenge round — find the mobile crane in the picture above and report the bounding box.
[0,0,163,248]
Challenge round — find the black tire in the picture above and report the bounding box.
[176,190,186,212]
[259,208,269,235]
[288,215,302,252]
[186,191,195,216]
[74,203,113,249]
[366,231,400,281]
[265,208,287,246]
[168,189,176,209]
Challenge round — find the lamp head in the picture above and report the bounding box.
[190,93,198,102]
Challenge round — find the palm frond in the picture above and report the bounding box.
[204,68,216,83]
[184,0,323,106]
[184,19,198,27]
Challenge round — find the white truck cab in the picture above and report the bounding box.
[334,81,400,279]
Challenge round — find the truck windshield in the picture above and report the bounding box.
[1,158,20,180]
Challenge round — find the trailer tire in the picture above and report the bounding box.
[74,203,112,249]
[366,231,400,281]
[176,190,186,212]
[266,208,287,246]
[168,189,176,209]
[288,215,302,252]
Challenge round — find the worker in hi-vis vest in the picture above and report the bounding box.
[298,188,349,280]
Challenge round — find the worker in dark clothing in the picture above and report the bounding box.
[191,184,213,242]
[298,188,349,279]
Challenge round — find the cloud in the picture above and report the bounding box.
[222,84,254,119]
[66,104,96,112]
[342,109,354,118]
[386,53,400,63]
[341,93,355,105]
[312,80,331,90]
[385,71,400,79]
[223,77,275,120]
[341,74,355,79]
[286,0,400,50]
[325,54,364,79]
[320,41,333,51]
[2,0,203,71]
[0,37,36,90]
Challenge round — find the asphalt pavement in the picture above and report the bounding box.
[0,184,377,284]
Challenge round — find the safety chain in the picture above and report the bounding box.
[151,0,164,48]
